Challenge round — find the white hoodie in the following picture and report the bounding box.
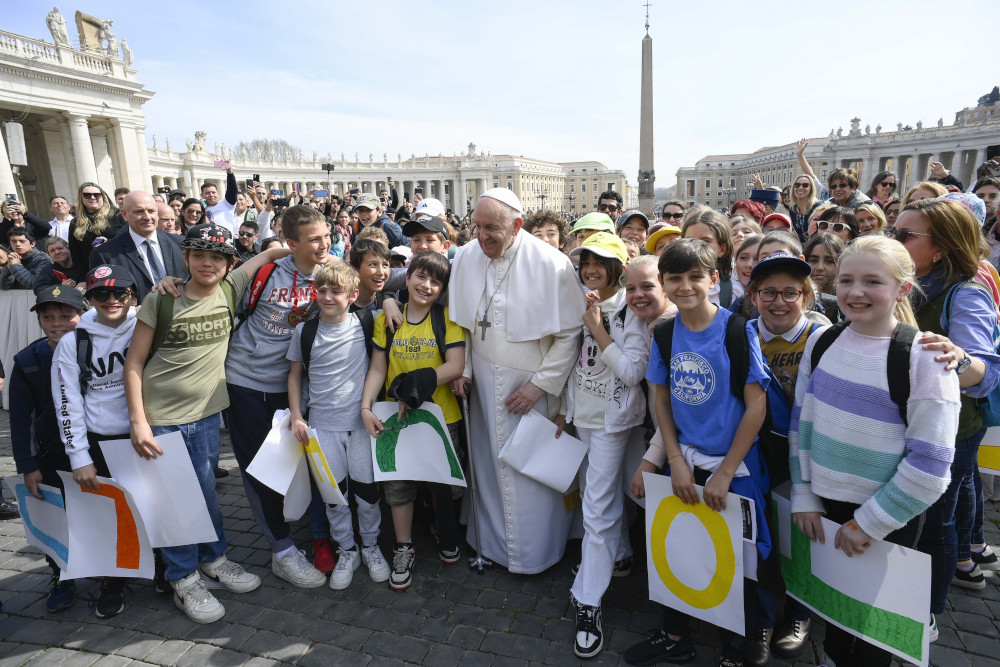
[52,307,137,470]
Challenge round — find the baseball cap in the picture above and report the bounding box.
[750,189,781,206]
[571,212,616,235]
[617,210,650,231]
[181,223,238,256]
[761,213,793,230]
[403,216,446,237]
[569,231,628,265]
[354,194,381,211]
[644,222,682,253]
[749,251,811,283]
[31,284,89,312]
[413,197,446,220]
[85,264,136,294]
[390,246,413,262]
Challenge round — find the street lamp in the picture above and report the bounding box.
[723,186,736,212]
[567,192,576,214]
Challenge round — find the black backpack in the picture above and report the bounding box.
[14,339,63,457]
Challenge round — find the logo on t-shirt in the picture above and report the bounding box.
[670,351,715,405]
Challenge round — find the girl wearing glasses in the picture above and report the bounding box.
[865,170,898,208]
[894,198,1000,634]
[788,176,821,243]
[813,206,858,243]
[70,183,122,269]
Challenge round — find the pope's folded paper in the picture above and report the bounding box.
[498,410,588,493]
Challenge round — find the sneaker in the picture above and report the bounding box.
[172,571,224,624]
[0,500,19,520]
[929,614,939,643]
[94,578,126,619]
[330,547,361,590]
[362,544,390,583]
[213,467,229,479]
[390,543,416,591]
[200,556,261,593]
[952,564,987,590]
[572,556,633,578]
[623,629,695,665]
[972,545,1000,572]
[574,603,604,658]
[718,658,742,667]
[46,576,75,612]
[271,550,326,589]
[439,546,461,564]
[312,538,336,574]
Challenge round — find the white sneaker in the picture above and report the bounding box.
[200,556,261,593]
[362,544,390,583]
[172,571,224,624]
[271,550,326,589]
[330,547,361,590]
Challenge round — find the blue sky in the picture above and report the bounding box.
[8,1,1000,191]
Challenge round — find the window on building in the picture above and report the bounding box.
[493,182,499,188]
[705,179,711,189]
[582,183,587,192]
[718,179,723,188]
[730,178,735,187]
[570,184,575,193]
[686,180,695,197]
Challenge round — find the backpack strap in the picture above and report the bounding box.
[357,307,375,354]
[430,303,448,362]
[809,320,850,372]
[887,323,918,426]
[147,292,176,362]
[651,318,675,369]
[719,278,734,309]
[75,329,92,397]
[300,318,320,373]
[236,262,277,330]
[725,314,750,403]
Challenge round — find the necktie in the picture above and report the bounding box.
[145,239,165,283]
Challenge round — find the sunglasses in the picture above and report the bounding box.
[238,231,256,237]
[829,183,850,190]
[879,181,896,189]
[756,288,803,303]
[90,287,132,302]
[793,183,811,189]
[598,203,619,212]
[81,192,103,199]
[662,212,684,220]
[886,227,932,243]
[817,221,850,233]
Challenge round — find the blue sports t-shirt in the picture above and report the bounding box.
[646,308,769,457]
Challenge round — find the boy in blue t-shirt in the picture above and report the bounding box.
[627,238,770,667]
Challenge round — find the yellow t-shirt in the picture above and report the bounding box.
[372,305,466,424]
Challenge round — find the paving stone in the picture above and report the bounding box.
[447,625,486,649]
[91,655,133,667]
[331,649,373,666]
[334,625,374,651]
[952,610,998,637]
[958,630,1000,657]
[142,639,196,666]
[265,637,310,662]
[110,633,163,661]
[365,631,431,662]
[296,643,344,666]
[476,588,507,608]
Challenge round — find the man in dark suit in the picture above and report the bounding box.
[89,191,184,301]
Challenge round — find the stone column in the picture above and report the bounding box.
[105,119,147,190]
[135,125,153,192]
[458,177,467,212]
[39,118,73,198]
[0,127,17,199]
[975,148,988,177]
[65,113,99,185]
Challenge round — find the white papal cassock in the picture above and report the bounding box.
[450,231,585,573]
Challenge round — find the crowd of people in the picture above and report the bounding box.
[3,145,1000,667]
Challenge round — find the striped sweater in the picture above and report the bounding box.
[789,325,960,541]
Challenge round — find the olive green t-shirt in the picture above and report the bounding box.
[137,270,251,426]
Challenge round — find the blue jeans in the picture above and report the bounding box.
[917,428,985,614]
[152,413,227,582]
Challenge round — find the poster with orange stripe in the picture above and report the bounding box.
[978,428,1000,475]
[58,471,154,580]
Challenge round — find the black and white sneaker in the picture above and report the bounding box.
[94,577,126,618]
[953,564,987,590]
[972,545,1000,572]
[390,543,415,591]
[574,603,603,658]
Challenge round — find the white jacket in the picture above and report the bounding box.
[565,295,651,434]
[52,308,137,470]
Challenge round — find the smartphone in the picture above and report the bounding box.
[5,194,17,205]
[214,159,230,169]
[415,186,423,195]
[349,188,359,196]
[245,179,254,188]
[271,189,285,196]
[273,198,290,208]
[156,186,170,194]
[314,189,329,198]
[253,174,260,182]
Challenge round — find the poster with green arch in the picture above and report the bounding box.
[771,483,930,667]
[369,401,467,487]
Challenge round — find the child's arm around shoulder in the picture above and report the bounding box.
[231,246,293,282]
[123,320,162,461]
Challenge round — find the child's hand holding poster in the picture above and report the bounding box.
[369,401,466,487]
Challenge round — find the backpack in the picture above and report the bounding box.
[719,278,734,309]
[14,339,63,457]
[942,280,1000,427]
[148,280,238,360]
[651,313,790,479]
[234,262,279,331]
[809,319,916,425]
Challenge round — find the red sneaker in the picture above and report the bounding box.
[313,538,336,574]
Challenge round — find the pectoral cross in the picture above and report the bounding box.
[477,315,491,341]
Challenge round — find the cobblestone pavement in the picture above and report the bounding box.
[0,410,998,666]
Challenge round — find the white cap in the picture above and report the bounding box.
[390,245,412,261]
[413,197,445,220]
[480,187,523,215]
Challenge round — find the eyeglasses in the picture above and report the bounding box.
[598,203,619,212]
[879,181,896,189]
[817,221,850,233]
[238,231,256,238]
[81,192,103,199]
[184,209,203,216]
[662,212,684,220]
[793,183,810,189]
[90,287,132,302]
[756,288,803,303]
[829,183,850,190]
[887,227,932,243]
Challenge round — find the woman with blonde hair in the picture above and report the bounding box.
[854,203,888,236]
[788,175,821,242]
[891,197,1000,635]
[69,182,122,268]
[899,181,948,208]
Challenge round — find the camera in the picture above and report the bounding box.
[273,198,290,208]
[156,186,170,194]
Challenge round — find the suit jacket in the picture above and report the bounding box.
[89,229,184,302]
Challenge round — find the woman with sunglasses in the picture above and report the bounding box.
[825,168,871,210]
[178,198,206,235]
[865,171,898,208]
[813,206,858,243]
[69,183,124,270]
[891,198,1000,636]
[788,176,821,242]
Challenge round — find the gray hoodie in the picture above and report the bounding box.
[225,254,319,393]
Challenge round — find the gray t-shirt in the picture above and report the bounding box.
[287,314,367,432]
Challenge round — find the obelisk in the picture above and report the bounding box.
[638,12,655,216]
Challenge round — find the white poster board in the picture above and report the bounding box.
[247,409,303,494]
[498,409,588,493]
[370,401,466,486]
[5,479,69,571]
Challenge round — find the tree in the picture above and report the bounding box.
[977,86,1000,107]
[234,138,303,161]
